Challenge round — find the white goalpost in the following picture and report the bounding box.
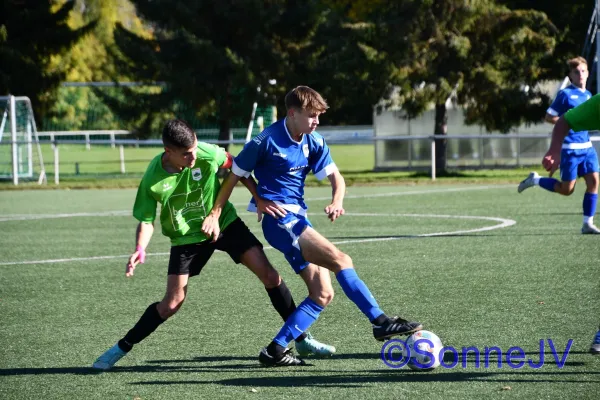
[0,95,46,185]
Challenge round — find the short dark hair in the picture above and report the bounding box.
[162,119,196,148]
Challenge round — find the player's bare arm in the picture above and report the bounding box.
[126,221,154,277]
[239,175,286,222]
[202,170,242,241]
[545,113,559,125]
[325,170,346,222]
[201,152,235,241]
[543,116,571,177]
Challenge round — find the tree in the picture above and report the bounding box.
[100,0,323,145]
[271,3,393,125]
[365,0,557,173]
[497,0,595,82]
[44,0,153,130]
[0,0,96,124]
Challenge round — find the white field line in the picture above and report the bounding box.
[0,213,515,266]
[0,185,509,222]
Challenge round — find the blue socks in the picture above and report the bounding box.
[583,192,598,218]
[336,268,384,321]
[539,177,558,192]
[272,269,385,347]
[273,298,323,348]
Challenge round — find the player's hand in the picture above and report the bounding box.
[542,150,560,177]
[256,197,287,222]
[201,213,221,242]
[126,246,145,277]
[324,202,345,222]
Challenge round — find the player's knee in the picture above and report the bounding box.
[262,268,282,288]
[158,296,185,319]
[558,184,575,196]
[326,252,352,274]
[335,252,353,269]
[312,287,334,307]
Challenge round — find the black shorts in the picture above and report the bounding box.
[167,217,262,276]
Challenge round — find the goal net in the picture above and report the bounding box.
[0,96,46,184]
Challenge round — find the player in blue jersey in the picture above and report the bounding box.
[518,57,600,234]
[539,93,600,354]
[203,86,423,366]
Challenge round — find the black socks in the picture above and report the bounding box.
[118,302,165,352]
[265,282,308,343]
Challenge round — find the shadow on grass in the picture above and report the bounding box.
[0,351,593,379]
[134,369,600,388]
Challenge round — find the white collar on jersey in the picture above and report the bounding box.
[283,117,304,145]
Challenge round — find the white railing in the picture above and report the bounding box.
[6,134,600,184]
[37,130,131,150]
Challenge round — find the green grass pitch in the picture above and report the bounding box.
[0,184,598,399]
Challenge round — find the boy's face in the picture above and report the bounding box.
[288,108,321,134]
[569,63,588,88]
[164,139,198,169]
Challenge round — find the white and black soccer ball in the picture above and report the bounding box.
[402,330,443,371]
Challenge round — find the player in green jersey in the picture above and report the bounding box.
[92,120,334,370]
[540,93,600,355]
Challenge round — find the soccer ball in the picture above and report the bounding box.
[402,330,443,371]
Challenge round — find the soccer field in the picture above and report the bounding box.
[0,184,598,399]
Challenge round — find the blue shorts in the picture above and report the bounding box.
[560,148,599,182]
[261,212,312,274]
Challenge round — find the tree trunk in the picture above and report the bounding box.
[434,102,448,174]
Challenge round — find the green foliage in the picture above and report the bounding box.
[43,0,153,131]
[461,8,557,132]
[97,0,324,141]
[0,0,96,124]
[498,0,595,80]
[278,8,393,125]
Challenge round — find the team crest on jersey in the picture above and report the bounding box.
[191,168,202,181]
[302,144,309,158]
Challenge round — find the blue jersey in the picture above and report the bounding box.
[232,118,338,214]
[547,84,592,144]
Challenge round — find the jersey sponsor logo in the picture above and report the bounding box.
[162,182,173,191]
[253,137,262,145]
[303,144,309,158]
[167,187,206,233]
[273,152,287,159]
[192,168,202,181]
[570,95,579,99]
[289,164,308,172]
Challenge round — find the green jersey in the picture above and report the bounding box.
[564,93,600,132]
[133,142,238,246]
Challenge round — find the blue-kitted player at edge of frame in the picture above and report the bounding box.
[518,56,600,234]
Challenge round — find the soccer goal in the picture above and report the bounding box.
[0,95,46,184]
